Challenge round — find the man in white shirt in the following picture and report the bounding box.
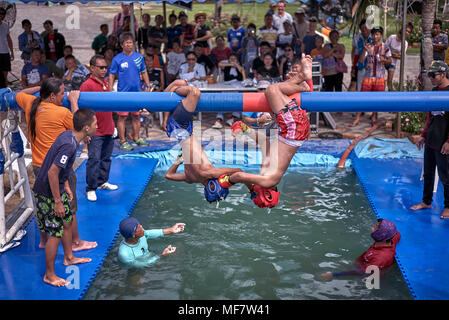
[178,51,206,82]
[0,8,14,86]
[292,7,308,56]
[273,1,293,34]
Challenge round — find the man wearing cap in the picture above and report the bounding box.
[118,217,185,268]
[273,1,293,34]
[321,219,401,279]
[411,60,449,220]
[292,7,308,57]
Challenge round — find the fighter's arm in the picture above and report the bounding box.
[165,162,186,182]
[229,171,279,189]
[203,167,243,180]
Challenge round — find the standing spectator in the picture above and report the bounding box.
[143,55,165,92]
[385,24,413,91]
[32,108,96,287]
[166,40,186,83]
[258,13,279,52]
[117,16,131,42]
[227,15,246,57]
[92,24,109,54]
[42,20,65,62]
[292,7,308,57]
[109,32,151,151]
[267,1,277,16]
[0,8,14,83]
[146,44,165,70]
[112,3,138,36]
[178,51,207,82]
[103,47,114,77]
[302,17,318,55]
[352,19,372,92]
[56,45,82,72]
[21,48,49,88]
[81,54,118,202]
[273,0,293,34]
[211,35,232,66]
[166,11,183,51]
[18,19,44,63]
[194,43,215,75]
[40,50,63,78]
[148,15,168,50]
[255,52,280,81]
[275,20,297,59]
[353,26,391,126]
[432,19,448,62]
[252,41,273,73]
[194,12,212,55]
[137,13,151,52]
[100,34,121,56]
[241,24,259,77]
[63,55,90,90]
[410,60,449,219]
[279,44,295,80]
[178,11,195,54]
[310,35,325,66]
[322,29,345,92]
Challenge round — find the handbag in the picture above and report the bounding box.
[335,58,348,73]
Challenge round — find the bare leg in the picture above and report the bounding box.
[43,236,70,287]
[441,208,449,219]
[387,70,394,91]
[61,222,91,266]
[131,114,140,141]
[38,230,48,249]
[117,115,127,144]
[348,112,362,127]
[71,213,97,252]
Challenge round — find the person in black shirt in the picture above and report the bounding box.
[193,12,212,54]
[218,52,245,81]
[251,41,272,75]
[256,52,280,81]
[411,60,449,219]
[137,13,151,52]
[148,15,168,50]
[143,55,164,92]
[194,43,215,75]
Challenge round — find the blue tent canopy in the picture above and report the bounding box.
[4,0,300,3]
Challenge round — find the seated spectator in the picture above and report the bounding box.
[167,11,183,51]
[255,52,280,81]
[275,20,297,59]
[218,52,245,81]
[42,20,65,62]
[166,40,186,83]
[56,45,82,72]
[211,35,232,67]
[241,24,259,76]
[252,41,274,74]
[137,13,151,52]
[21,48,50,88]
[302,17,318,55]
[194,43,215,75]
[228,15,246,57]
[310,35,325,66]
[40,50,63,78]
[63,54,90,90]
[142,55,164,92]
[194,12,212,55]
[178,11,195,53]
[148,15,168,50]
[18,19,44,63]
[92,24,109,54]
[145,44,164,70]
[279,44,295,80]
[178,51,206,82]
[103,47,115,78]
[100,34,121,56]
[258,13,279,52]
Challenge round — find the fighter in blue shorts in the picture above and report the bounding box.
[164,80,248,203]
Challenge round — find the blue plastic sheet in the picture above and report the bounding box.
[354,138,423,159]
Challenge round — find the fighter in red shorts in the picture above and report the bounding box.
[226,54,313,208]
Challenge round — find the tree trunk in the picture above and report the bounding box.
[215,0,223,22]
[421,0,437,90]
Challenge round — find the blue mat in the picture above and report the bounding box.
[0,158,158,300]
[352,157,449,300]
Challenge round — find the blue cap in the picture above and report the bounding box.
[119,217,139,239]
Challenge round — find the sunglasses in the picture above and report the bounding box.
[94,65,108,70]
[428,72,441,78]
[187,58,196,61]
[285,49,293,52]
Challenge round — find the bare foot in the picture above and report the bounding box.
[300,54,313,80]
[441,208,449,219]
[72,240,97,252]
[347,119,360,127]
[39,242,46,249]
[43,274,70,287]
[410,202,432,210]
[63,256,92,266]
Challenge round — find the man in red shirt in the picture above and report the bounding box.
[320,219,400,279]
[80,54,118,202]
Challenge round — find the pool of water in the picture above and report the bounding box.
[84,167,412,300]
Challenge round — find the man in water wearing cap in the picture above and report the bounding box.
[118,217,185,268]
[163,80,249,203]
[411,60,449,219]
[226,54,313,208]
[320,219,401,279]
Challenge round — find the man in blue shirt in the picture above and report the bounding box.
[227,15,246,58]
[108,32,151,151]
[118,217,185,268]
[21,48,49,88]
[33,108,97,287]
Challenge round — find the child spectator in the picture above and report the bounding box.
[143,55,164,92]
[279,44,295,80]
[310,35,325,66]
[167,11,183,51]
[255,52,280,81]
[137,13,151,52]
[211,35,232,66]
[92,24,109,54]
[194,42,215,75]
[166,40,186,83]
[258,13,278,52]
[18,19,44,63]
[227,15,246,57]
[145,44,164,69]
[251,41,272,74]
[194,12,212,55]
[56,45,82,72]
[302,17,318,55]
[178,11,195,53]
[40,50,63,79]
[241,23,259,77]
[21,48,50,88]
[275,20,297,59]
[218,52,245,81]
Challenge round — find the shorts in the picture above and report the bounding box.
[385,64,395,71]
[0,53,11,72]
[166,101,194,141]
[33,166,77,213]
[116,112,140,117]
[275,98,310,146]
[34,192,73,238]
[361,78,386,92]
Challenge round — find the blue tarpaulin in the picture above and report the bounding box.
[4,0,299,4]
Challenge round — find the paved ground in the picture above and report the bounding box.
[7,3,420,141]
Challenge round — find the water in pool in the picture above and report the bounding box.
[84,167,412,300]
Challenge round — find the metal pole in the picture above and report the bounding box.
[130,3,136,50]
[397,0,408,137]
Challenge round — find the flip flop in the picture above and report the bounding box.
[13,229,26,241]
[440,215,449,219]
[0,241,21,253]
